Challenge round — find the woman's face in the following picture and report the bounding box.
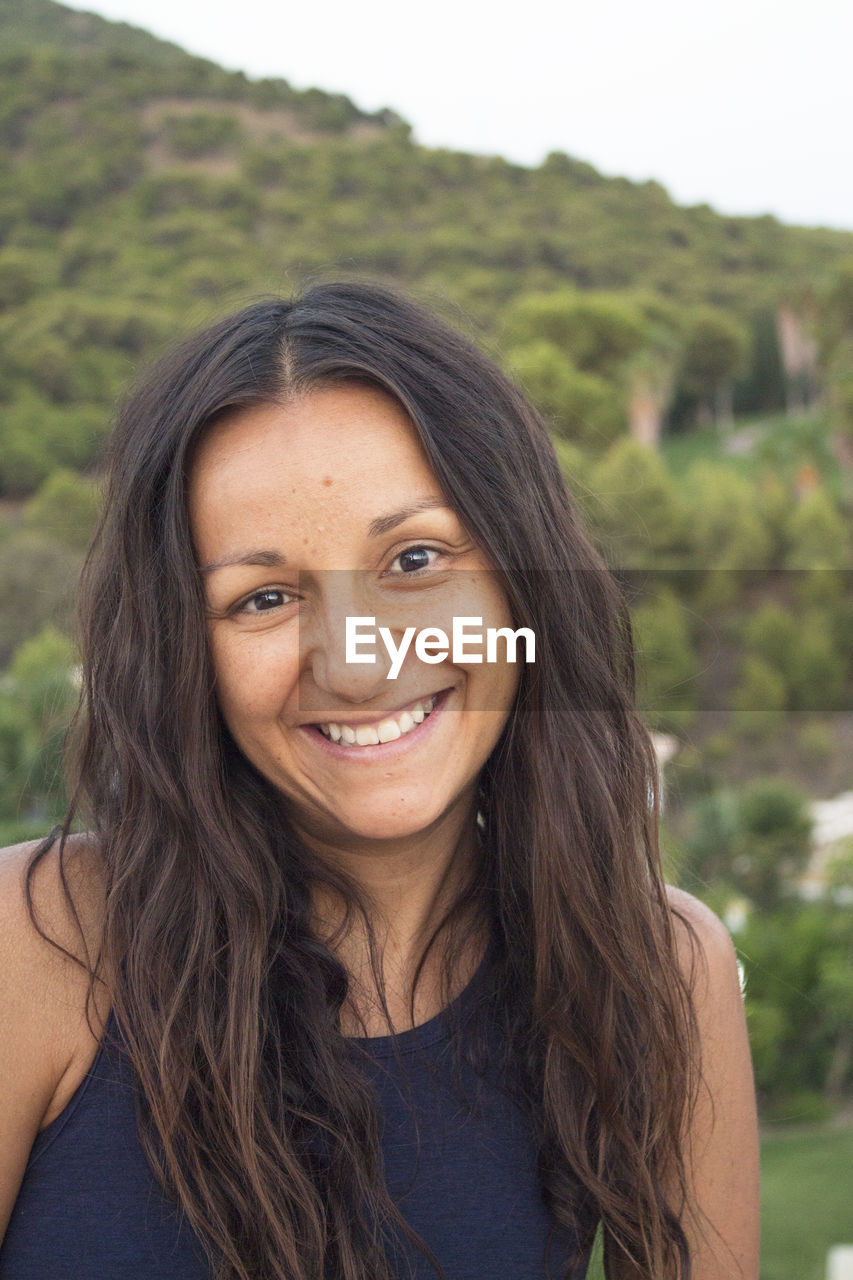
[189,382,520,854]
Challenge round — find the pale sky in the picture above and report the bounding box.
[64,0,853,231]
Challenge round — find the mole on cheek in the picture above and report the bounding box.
[322,476,334,487]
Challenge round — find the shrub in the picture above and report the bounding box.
[743,602,799,674]
[506,340,623,446]
[683,462,773,571]
[731,657,787,740]
[23,468,101,550]
[631,586,697,731]
[785,488,850,571]
[0,534,80,665]
[796,718,834,764]
[589,438,688,568]
[163,111,242,158]
[0,398,109,494]
[732,778,813,909]
[504,288,647,379]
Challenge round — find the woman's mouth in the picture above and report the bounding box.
[302,688,452,754]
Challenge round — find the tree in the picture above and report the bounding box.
[503,288,647,381]
[785,623,847,713]
[743,602,799,674]
[785,488,850,569]
[681,463,773,608]
[677,306,751,428]
[686,463,768,568]
[0,625,79,843]
[623,293,684,447]
[817,259,853,459]
[23,468,101,551]
[784,487,851,607]
[0,395,109,495]
[740,901,853,1110]
[631,586,697,732]
[731,657,787,741]
[0,247,40,308]
[588,438,688,569]
[677,789,741,902]
[731,778,813,911]
[505,340,623,446]
[0,534,81,665]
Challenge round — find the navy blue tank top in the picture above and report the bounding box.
[0,961,591,1279]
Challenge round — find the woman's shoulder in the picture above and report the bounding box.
[664,883,740,996]
[661,894,759,1276]
[0,832,111,1238]
[0,831,108,982]
[0,832,110,1122]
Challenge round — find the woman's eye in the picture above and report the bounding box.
[239,589,295,614]
[389,546,440,574]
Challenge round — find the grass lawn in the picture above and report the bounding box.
[659,410,846,502]
[761,1123,853,1280]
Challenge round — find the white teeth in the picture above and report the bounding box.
[355,726,380,746]
[317,693,441,746]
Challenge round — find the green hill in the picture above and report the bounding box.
[1,0,853,495]
[0,0,208,66]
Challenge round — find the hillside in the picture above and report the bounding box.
[2,0,853,499]
[0,0,209,67]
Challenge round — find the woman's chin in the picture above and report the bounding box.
[293,791,459,850]
[324,811,444,846]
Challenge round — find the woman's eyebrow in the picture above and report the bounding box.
[199,549,287,575]
[367,498,449,539]
[200,501,450,573]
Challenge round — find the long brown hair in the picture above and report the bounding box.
[29,282,699,1278]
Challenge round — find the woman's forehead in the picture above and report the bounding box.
[187,384,449,556]
[192,383,431,482]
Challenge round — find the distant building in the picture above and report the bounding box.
[651,733,679,812]
[799,791,853,902]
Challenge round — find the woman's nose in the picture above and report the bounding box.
[298,573,395,712]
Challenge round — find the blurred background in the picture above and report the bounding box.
[0,1,851,1274]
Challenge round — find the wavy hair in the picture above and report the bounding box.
[29,281,699,1279]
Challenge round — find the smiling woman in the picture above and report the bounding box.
[189,386,520,858]
[0,282,758,1280]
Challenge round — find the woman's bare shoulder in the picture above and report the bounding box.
[0,831,107,972]
[665,882,729,934]
[664,884,759,1279]
[664,883,738,989]
[0,831,110,1066]
[0,833,111,1238]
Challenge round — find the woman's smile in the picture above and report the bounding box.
[300,685,452,755]
[188,382,519,849]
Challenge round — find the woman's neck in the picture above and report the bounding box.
[303,806,486,1035]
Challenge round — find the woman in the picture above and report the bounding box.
[0,281,759,1279]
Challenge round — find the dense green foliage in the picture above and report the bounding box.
[0,623,77,843]
[2,0,853,496]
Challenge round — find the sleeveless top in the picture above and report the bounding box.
[0,957,591,1280]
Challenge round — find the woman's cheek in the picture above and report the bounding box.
[212,628,300,724]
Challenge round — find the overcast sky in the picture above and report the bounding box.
[64,0,853,231]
